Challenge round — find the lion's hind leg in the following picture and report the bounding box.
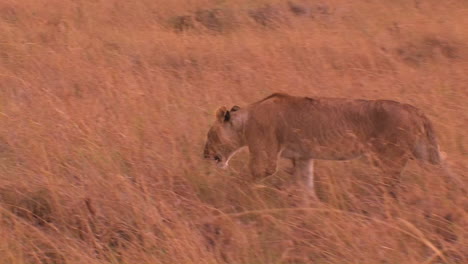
[370,142,410,200]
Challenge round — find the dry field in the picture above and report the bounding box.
[0,0,467,263]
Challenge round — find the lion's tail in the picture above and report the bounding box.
[423,118,442,165]
[412,117,441,165]
[414,117,467,193]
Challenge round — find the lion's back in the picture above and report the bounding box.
[250,93,432,144]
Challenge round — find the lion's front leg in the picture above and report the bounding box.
[283,159,296,175]
[246,129,280,181]
[249,150,278,181]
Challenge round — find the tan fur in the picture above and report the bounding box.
[203,93,444,199]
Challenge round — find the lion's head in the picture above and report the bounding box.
[203,105,245,168]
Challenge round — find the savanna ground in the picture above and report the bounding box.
[0,0,467,263]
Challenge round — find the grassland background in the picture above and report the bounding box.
[0,0,467,263]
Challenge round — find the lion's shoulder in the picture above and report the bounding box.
[255,93,317,105]
[257,93,291,103]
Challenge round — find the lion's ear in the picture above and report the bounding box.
[231,105,241,112]
[216,106,230,122]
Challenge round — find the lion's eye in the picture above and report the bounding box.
[214,155,221,162]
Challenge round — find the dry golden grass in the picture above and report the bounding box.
[0,0,467,263]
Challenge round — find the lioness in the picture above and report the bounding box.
[203,93,445,199]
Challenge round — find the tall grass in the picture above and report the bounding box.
[0,0,467,263]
